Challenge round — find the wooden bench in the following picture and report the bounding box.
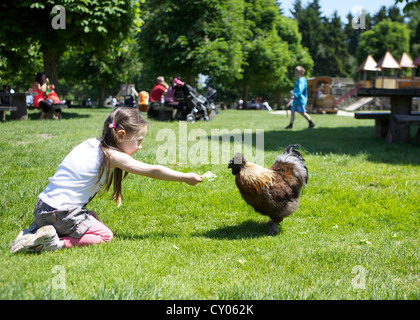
[389,114,420,145]
[355,112,420,143]
[148,104,176,121]
[354,112,391,138]
[0,105,18,122]
[49,103,68,119]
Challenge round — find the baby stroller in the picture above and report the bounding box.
[172,84,216,123]
[116,84,139,109]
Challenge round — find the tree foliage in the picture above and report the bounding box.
[1,0,418,107]
[356,19,410,65]
[138,0,245,87]
[0,0,141,91]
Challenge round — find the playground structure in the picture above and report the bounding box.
[307,76,338,114]
[338,51,420,112]
[357,51,420,90]
[354,51,420,144]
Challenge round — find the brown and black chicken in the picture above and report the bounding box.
[228,144,308,235]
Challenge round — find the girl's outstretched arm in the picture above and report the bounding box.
[109,150,202,185]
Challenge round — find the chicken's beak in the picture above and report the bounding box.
[228,158,234,168]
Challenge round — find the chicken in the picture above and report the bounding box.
[228,144,308,235]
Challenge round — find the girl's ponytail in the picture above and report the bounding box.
[98,107,147,206]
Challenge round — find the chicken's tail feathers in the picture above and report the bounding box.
[283,144,307,161]
[273,144,309,185]
[284,144,304,154]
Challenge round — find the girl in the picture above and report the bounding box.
[10,107,202,253]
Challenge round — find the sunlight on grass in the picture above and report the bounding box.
[0,109,419,300]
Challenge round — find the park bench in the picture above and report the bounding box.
[354,112,391,138]
[355,112,420,144]
[49,103,68,119]
[389,114,420,145]
[148,102,176,121]
[28,103,68,119]
[0,105,18,122]
[154,105,176,121]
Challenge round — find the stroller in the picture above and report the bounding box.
[116,84,139,108]
[172,84,217,123]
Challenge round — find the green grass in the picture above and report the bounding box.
[0,108,419,300]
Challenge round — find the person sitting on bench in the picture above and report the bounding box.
[32,72,61,120]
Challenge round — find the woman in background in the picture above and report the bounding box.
[32,72,60,120]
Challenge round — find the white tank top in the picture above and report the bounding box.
[39,138,107,209]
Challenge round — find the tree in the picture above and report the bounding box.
[395,0,420,13]
[138,0,244,87]
[356,19,410,65]
[407,9,420,58]
[373,6,388,25]
[295,1,325,75]
[58,29,143,107]
[343,12,373,56]
[274,15,313,107]
[388,6,404,23]
[317,12,350,77]
[237,0,292,103]
[290,0,303,19]
[0,42,43,91]
[0,1,140,92]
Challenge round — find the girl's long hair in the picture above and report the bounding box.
[98,107,147,206]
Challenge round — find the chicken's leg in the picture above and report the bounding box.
[267,218,283,236]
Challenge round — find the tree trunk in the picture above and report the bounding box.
[242,85,249,108]
[187,75,195,86]
[42,47,59,95]
[276,91,282,110]
[99,81,105,108]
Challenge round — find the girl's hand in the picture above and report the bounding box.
[184,173,202,186]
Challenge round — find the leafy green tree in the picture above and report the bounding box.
[138,0,244,87]
[317,12,350,77]
[274,15,313,91]
[294,2,325,75]
[0,1,141,91]
[58,30,143,106]
[373,6,388,25]
[406,9,420,58]
[343,12,373,56]
[0,43,43,91]
[356,19,410,65]
[238,0,291,102]
[387,6,404,23]
[395,0,420,13]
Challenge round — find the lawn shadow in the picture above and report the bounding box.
[264,126,420,165]
[216,125,420,165]
[27,110,92,121]
[195,220,278,240]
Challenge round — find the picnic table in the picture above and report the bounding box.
[355,88,420,144]
[0,92,68,121]
[0,92,28,121]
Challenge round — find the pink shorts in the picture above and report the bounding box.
[60,218,113,248]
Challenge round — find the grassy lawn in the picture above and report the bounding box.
[0,108,419,300]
